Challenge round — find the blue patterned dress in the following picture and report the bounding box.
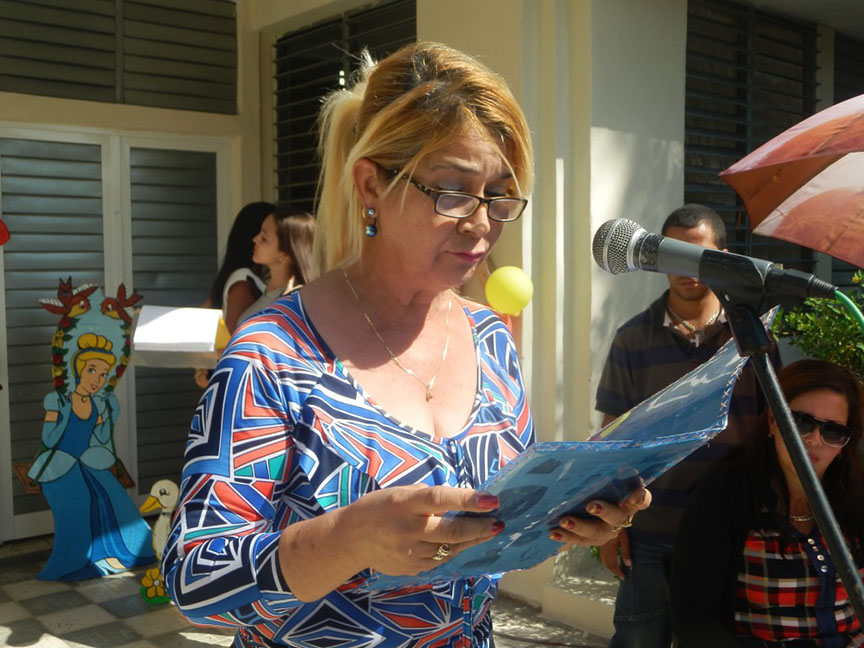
[162,291,534,648]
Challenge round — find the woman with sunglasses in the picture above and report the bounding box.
[162,42,649,648]
[670,359,864,647]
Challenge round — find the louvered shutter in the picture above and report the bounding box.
[0,0,236,113]
[0,0,117,102]
[130,147,217,496]
[273,0,416,213]
[685,0,817,272]
[122,0,237,114]
[1,137,104,517]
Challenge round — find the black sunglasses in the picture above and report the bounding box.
[790,410,853,448]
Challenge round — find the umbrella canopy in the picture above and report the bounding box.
[720,93,864,269]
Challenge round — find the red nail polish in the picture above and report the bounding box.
[549,532,562,542]
[491,521,505,534]
[477,494,499,509]
[561,518,574,530]
[586,502,602,515]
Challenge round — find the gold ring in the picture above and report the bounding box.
[611,517,633,534]
[432,543,451,561]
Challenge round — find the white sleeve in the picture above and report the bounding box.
[222,268,265,316]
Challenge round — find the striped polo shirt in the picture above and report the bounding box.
[596,290,780,547]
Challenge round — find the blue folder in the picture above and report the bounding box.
[362,314,769,591]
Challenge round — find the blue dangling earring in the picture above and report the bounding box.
[364,207,377,237]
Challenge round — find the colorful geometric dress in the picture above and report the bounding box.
[162,291,534,648]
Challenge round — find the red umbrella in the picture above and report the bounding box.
[720,94,864,269]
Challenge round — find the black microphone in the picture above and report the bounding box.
[592,218,836,301]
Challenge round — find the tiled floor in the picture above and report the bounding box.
[0,535,605,648]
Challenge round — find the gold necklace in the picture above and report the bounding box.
[342,268,451,401]
[789,513,814,523]
[666,302,722,338]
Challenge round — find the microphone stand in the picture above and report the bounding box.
[709,273,864,626]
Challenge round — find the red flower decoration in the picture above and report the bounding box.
[53,377,64,387]
[116,365,126,378]
[59,316,71,328]
[52,354,63,365]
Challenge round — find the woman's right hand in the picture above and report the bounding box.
[343,485,504,576]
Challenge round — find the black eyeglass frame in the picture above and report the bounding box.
[379,165,528,223]
[790,410,853,448]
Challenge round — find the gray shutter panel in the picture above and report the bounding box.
[1,137,104,515]
[122,0,237,114]
[685,0,817,272]
[0,0,117,103]
[130,147,217,496]
[0,0,236,113]
[274,0,416,213]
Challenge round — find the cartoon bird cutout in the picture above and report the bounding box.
[138,479,179,606]
[139,479,179,560]
[101,283,143,325]
[38,278,98,318]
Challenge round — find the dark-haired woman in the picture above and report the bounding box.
[193,202,274,388]
[210,202,275,332]
[236,209,316,324]
[671,359,864,647]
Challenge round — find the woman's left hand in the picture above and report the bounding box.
[549,486,651,549]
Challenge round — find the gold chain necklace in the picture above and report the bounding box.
[666,302,722,339]
[342,268,451,401]
[789,513,814,523]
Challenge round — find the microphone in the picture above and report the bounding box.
[592,218,836,301]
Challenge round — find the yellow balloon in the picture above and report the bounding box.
[485,266,534,315]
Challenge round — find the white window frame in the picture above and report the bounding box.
[0,124,232,542]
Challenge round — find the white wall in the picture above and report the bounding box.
[588,0,688,431]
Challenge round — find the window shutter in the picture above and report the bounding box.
[130,147,217,496]
[1,137,104,516]
[0,0,236,113]
[831,33,864,288]
[0,0,118,103]
[122,0,237,114]
[273,0,416,213]
[685,0,817,272]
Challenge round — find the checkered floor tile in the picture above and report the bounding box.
[0,539,234,648]
[0,536,604,648]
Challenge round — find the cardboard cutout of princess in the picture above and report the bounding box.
[27,279,155,581]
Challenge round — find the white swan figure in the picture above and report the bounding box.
[139,479,179,560]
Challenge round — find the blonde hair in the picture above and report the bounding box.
[314,41,534,273]
[73,333,115,383]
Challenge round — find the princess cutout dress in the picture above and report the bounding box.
[28,391,154,580]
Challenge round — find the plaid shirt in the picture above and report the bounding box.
[735,529,864,646]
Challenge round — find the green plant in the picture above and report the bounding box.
[772,270,864,382]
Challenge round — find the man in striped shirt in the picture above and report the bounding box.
[595,204,780,648]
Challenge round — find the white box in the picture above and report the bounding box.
[132,305,226,369]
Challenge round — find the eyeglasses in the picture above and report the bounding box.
[390,171,528,223]
[790,410,853,448]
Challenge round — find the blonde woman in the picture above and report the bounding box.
[29,333,154,580]
[164,42,649,647]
